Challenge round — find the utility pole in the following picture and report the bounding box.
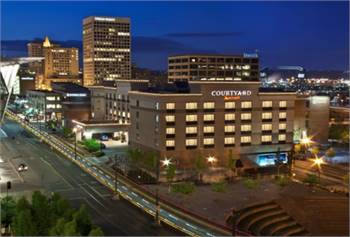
[112,155,120,200]
[155,156,161,226]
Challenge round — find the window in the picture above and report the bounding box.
[155,102,159,110]
[225,101,235,109]
[166,140,175,147]
[241,136,251,143]
[166,103,175,110]
[186,127,197,134]
[278,134,286,141]
[166,128,175,134]
[203,126,214,133]
[225,113,235,121]
[225,125,235,133]
[46,96,56,101]
[186,114,197,122]
[279,112,287,119]
[262,124,272,131]
[262,101,273,108]
[56,104,62,109]
[261,135,272,142]
[203,114,215,121]
[46,104,55,109]
[241,124,251,132]
[262,112,272,120]
[203,138,214,145]
[186,139,197,146]
[225,137,235,144]
[279,101,287,108]
[186,102,197,110]
[279,123,287,130]
[203,102,215,109]
[165,115,175,122]
[241,101,252,109]
[241,113,252,120]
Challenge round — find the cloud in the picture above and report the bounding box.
[164,32,243,38]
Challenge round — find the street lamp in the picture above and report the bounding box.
[155,156,161,226]
[207,155,217,167]
[161,157,172,167]
[72,126,78,160]
[112,155,120,200]
[311,155,325,183]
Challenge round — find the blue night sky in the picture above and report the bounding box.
[1,1,349,71]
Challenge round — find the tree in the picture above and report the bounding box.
[127,148,143,167]
[31,190,52,235]
[1,196,16,227]
[144,151,158,170]
[194,154,207,183]
[227,149,238,180]
[49,217,66,236]
[50,193,73,222]
[83,139,101,152]
[89,227,104,236]
[74,205,92,236]
[303,173,319,186]
[165,164,176,192]
[13,209,37,236]
[325,147,336,159]
[63,126,73,138]
[63,219,80,236]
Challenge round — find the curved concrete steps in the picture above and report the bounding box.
[257,216,294,235]
[244,210,286,231]
[274,225,306,236]
[236,202,279,224]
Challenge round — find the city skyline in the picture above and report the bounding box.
[1,1,349,71]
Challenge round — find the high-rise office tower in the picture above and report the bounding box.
[43,47,79,78]
[83,16,131,86]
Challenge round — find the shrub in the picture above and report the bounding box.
[171,182,195,195]
[303,173,319,185]
[211,181,228,193]
[83,139,101,152]
[275,175,290,187]
[94,151,105,157]
[243,178,259,189]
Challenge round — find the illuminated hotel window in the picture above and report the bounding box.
[241,113,252,120]
[278,134,286,141]
[242,64,251,70]
[166,103,175,110]
[241,101,252,109]
[225,137,235,144]
[186,102,197,110]
[241,136,251,144]
[186,127,197,134]
[155,102,159,110]
[203,138,214,145]
[166,140,175,147]
[225,125,235,133]
[165,115,175,122]
[279,101,287,108]
[279,123,287,130]
[279,112,287,119]
[46,104,56,109]
[203,126,214,133]
[262,124,272,131]
[261,135,272,142]
[241,124,251,132]
[46,96,56,101]
[166,128,175,134]
[225,101,236,109]
[262,101,273,108]
[186,139,197,146]
[242,72,250,77]
[56,104,62,109]
[262,112,272,120]
[203,102,215,109]
[186,114,197,122]
[225,113,235,121]
[203,114,215,121]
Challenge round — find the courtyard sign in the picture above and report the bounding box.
[210,90,252,97]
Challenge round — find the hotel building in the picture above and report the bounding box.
[83,16,131,86]
[128,81,295,168]
[168,54,259,82]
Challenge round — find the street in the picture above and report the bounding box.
[0,120,179,236]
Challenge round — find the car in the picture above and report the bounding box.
[100,135,109,141]
[17,163,28,172]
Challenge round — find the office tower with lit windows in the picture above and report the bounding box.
[43,47,79,78]
[168,54,259,82]
[83,16,131,86]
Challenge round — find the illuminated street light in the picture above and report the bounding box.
[207,155,217,165]
[311,155,326,182]
[161,157,172,167]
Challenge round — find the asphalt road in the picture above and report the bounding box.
[0,120,179,236]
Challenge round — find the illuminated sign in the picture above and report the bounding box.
[211,90,252,97]
[257,153,288,167]
[243,53,258,58]
[21,77,34,80]
[94,17,115,22]
[66,93,87,97]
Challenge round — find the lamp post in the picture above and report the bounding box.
[155,156,161,226]
[73,126,78,160]
[112,155,120,200]
[311,156,325,183]
[206,155,217,168]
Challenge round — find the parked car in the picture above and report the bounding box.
[100,135,109,141]
[17,163,28,172]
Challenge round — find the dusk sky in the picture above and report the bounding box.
[1,1,349,71]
